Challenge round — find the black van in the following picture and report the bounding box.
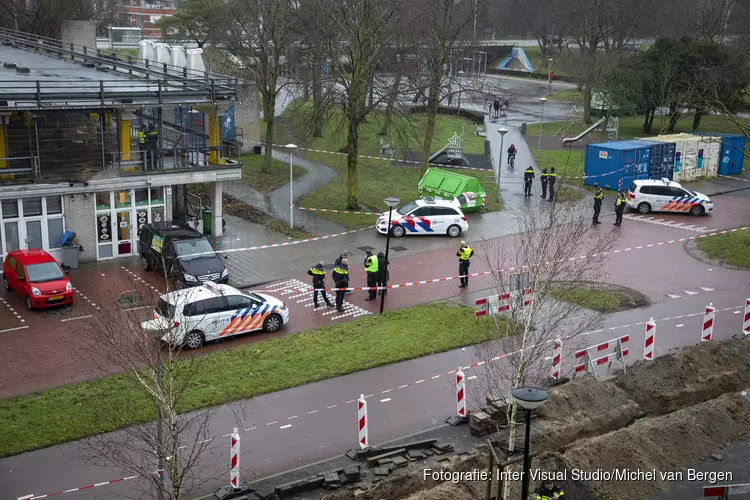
[138,222,229,288]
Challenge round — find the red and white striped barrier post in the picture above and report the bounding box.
[702,303,715,342]
[644,318,655,360]
[551,339,562,379]
[230,427,240,489]
[743,298,750,336]
[358,394,368,449]
[456,367,466,417]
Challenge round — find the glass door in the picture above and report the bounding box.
[116,210,133,256]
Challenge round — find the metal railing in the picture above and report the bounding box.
[111,145,238,174]
[0,156,39,179]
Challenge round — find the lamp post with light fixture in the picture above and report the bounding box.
[380,197,400,314]
[496,128,508,202]
[538,98,547,150]
[512,387,549,500]
[285,143,298,228]
[547,58,554,95]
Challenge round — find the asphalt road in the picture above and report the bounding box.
[3,284,749,500]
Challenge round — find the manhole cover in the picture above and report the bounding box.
[357,246,375,252]
[390,246,408,252]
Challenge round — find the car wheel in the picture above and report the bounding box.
[185,331,204,349]
[447,224,462,238]
[25,295,33,311]
[3,277,9,291]
[690,204,705,216]
[141,255,152,271]
[263,314,283,333]
[391,225,406,238]
[637,202,651,214]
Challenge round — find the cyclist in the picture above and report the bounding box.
[507,144,517,168]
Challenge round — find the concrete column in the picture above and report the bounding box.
[0,121,6,168]
[211,181,223,237]
[207,111,224,165]
[119,114,132,161]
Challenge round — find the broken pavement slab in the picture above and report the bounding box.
[391,456,409,468]
[366,448,407,467]
[373,467,391,476]
[343,464,361,480]
[407,450,426,459]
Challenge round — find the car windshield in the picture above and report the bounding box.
[246,292,265,303]
[684,189,697,197]
[172,239,216,260]
[155,297,176,319]
[396,202,419,215]
[25,262,64,283]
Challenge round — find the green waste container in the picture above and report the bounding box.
[202,207,212,234]
[418,168,486,213]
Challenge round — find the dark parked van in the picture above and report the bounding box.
[138,222,228,288]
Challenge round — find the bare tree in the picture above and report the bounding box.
[470,201,615,499]
[225,0,301,173]
[155,0,225,49]
[513,0,564,59]
[71,265,230,500]
[0,0,124,38]
[687,0,737,41]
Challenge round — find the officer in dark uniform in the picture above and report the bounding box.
[335,251,353,294]
[547,167,557,201]
[364,249,379,301]
[331,257,349,312]
[540,168,549,198]
[376,251,389,296]
[534,481,554,500]
[307,261,333,308]
[146,123,159,169]
[457,240,474,289]
[614,191,626,226]
[593,187,603,224]
[524,165,535,197]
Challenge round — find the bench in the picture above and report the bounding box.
[475,124,486,137]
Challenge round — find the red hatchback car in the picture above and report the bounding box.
[3,249,74,310]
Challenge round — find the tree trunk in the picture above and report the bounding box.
[367,71,375,110]
[262,60,279,174]
[346,120,359,209]
[381,53,403,137]
[345,61,366,209]
[667,103,679,133]
[642,108,654,134]
[692,109,703,132]
[420,64,443,174]
[312,50,323,138]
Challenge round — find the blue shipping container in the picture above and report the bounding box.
[584,140,659,191]
[695,132,745,176]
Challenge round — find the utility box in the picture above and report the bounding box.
[418,168,486,212]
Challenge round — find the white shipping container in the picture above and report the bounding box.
[638,133,721,182]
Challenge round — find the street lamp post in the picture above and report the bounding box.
[538,98,547,150]
[496,128,508,202]
[285,143,298,228]
[457,70,464,115]
[380,197,400,314]
[547,58,554,95]
[151,331,166,500]
[512,387,549,500]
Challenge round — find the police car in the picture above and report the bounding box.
[376,197,469,238]
[627,179,714,216]
[141,282,289,349]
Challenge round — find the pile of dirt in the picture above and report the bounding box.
[614,339,750,416]
[400,481,482,500]
[561,393,750,499]
[533,378,640,450]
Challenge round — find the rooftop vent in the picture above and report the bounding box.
[15,67,30,74]
[2,62,16,69]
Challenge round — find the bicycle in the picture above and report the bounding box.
[508,153,516,169]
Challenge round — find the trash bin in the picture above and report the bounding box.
[61,245,80,270]
[484,139,491,155]
[520,122,527,136]
[202,207,212,234]
[253,145,262,155]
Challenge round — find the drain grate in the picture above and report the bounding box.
[390,246,408,252]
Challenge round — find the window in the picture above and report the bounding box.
[114,191,131,209]
[22,198,43,217]
[150,187,164,204]
[45,196,63,215]
[25,262,64,283]
[396,202,419,215]
[156,297,176,319]
[411,207,432,217]
[172,239,215,260]
[628,183,637,193]
[47,218,65,248]
[639,186,654,195]
[6,256,16,269]
[25,220,43,249]
[135,189,150,206]
[182,300,203,317]
[201,297,228,314]
[226,295,254,310]
[96,193,111,210]
[670,187,687,197]
[432,207,458,216]
[651,186,671,196]
[2,200,18,219]
[15,262,24,279]
[4,222,19,252]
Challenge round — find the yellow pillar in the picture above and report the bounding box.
[207,112,224,165]
[119,116,131,161]
[0,122,7,169]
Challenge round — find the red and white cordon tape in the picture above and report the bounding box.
[704,483,750,497]
[743,298,750,336]
[456,367,466,417]
[643,318,656,360]
[298,207,378,215]
[358,393,368,449]
[230,427,240,489]
[17,471,163,499]
[702,303,715,342]
[551,338,562,379]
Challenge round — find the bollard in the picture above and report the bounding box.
[358,394,368,449]
[520,122,527,136]
[644,318,656,360]
[743,298,750,336]
[230,428,240,489]
[456,367,466,417]
[702,303,715,342]
[551,339,562,378]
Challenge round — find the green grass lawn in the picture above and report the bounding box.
[238,153,307,193]
[276,103,498,228]
[548,88,583,103]
[552,287,631,313]
[522,46,571,77]
[0,302,513,458]
[696,230,750,268]
[530,148,588,202]
[526,114,749,141]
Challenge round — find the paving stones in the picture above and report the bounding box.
[254,486,276,500]
[407,450,426,459]
[343,464,361,481]
[322,472,341,490]
[391,456,408,468]
[373,467,391,476]
[366,448,406,467]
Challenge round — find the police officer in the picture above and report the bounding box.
[524,165,535,197]
[547,167,557,201]
[364,249,379,301]
[332,257,349,312]
[335,251,354,294]
[614,191,626,226]
[137,125,146,154]
[551,484,565,498]
[540,168,549,198]
[593,187,604,224]
[457,240,474,289]
[376,251,389,296]
[534,481,554,500]
[146,123,159,168]
[307,261,334,308]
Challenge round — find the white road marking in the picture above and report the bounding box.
[60,315,93,322]
[734,311,741,314]
[676,324,684,328]
[0,325,28,334]
[280,424,292,429]
[699,287,714,292]
[685,290,698,295]
[467,376,478,380]
[667,294,681,299]
[380,398,391,403]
